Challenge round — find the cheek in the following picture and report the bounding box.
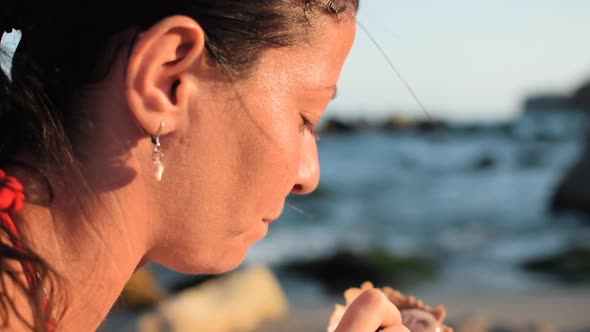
[245,128,302,193]
[244,100,303,181]
[267,114,304,182]
[245,138,302,222]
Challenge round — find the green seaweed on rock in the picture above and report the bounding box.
[278,247,438,294]
[521,246,590,283]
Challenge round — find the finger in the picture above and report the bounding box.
[334,289,402,332]
[344,287,363,304]
[328,304,347,328]
[381,326,410,332]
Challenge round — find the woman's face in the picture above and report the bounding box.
[152,16,356,273]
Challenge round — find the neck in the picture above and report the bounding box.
[19,165,150,331]
[11,57,155,330]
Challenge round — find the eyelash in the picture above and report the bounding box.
[301,117,320,141]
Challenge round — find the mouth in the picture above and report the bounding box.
[262,217,277,224]
[262,213,282,224]
[263,204,285,225]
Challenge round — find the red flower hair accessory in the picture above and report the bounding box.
[0,169,25,214]
[0,170,53,331]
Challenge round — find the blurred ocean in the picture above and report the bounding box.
[244,110,590,304]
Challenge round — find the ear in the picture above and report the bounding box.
[125,15,206,136]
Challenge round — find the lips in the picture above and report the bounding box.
[262,212,283,224]
[262,217,278,224]
[263,204,285,224]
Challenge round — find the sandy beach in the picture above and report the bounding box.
[258,288,590,332]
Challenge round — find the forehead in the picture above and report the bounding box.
[249,17,356,90]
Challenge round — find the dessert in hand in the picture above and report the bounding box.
[327,282,453,332]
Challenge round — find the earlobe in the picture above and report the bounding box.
[125,16,207,137]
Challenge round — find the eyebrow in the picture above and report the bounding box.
[315,85,338,100]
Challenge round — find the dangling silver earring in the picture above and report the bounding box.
[151,121,165,181]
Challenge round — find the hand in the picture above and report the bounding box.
[332,289,410,332]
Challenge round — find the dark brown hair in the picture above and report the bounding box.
[0,0,358,330]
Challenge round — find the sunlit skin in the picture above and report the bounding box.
[12,10,409,332]
[125,19,348,274]
[135,16,357,275]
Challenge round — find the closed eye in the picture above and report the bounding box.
[331,87,338,101]
[301,116,320,141]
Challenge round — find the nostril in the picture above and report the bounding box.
[291,184,303,194]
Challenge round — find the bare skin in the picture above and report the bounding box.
[334,290,410,332]
[11,12,406,332]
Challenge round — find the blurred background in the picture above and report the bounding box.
[5,1,589,331]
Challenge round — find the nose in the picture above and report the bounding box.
[290,133,320,195]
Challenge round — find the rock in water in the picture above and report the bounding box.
[550,138,590,221]
[551,79,590,221]
[138,265,288,332]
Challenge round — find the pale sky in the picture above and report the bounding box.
[329,0,590,122]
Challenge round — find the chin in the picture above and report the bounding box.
[156,258,244,276]
[149,230,262,275]
[204,258,244,275]
[161,246,250,275]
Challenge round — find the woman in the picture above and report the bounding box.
[0,1,409,331]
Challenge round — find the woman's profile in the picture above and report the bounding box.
[0,1,410,331]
